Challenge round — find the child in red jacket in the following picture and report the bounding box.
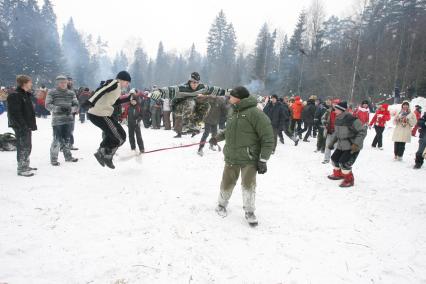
[369,103,391,150]
[354,100,370,126]
[412,105,422,137]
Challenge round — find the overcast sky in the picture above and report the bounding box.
[48,0,356,58]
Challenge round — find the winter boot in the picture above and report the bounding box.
[279,138,285,144]
[293,136,299,146]
[66,157,78,163]
[413,164,421,169]
[174,133,182,138]
[245,212,258,227]
[18,171,34,177]
[23,166,37,171]
[209,144,217,151]
[94,149,106,167]
[215,205,227,217]
[197,149,204,157]
[328,168,344,180]
[51,161,60,166]
[339,172,354,188]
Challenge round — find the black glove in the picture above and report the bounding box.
[209,137,218,146]
[257,160,267,174]
[328,144,335,150]
[59,106,71,114]
[82,100,94,109]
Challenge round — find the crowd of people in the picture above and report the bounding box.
[1,71,426,226]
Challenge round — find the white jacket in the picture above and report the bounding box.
[88,80,121,117]
[392,111,417,143]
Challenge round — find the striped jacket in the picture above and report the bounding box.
[88,80,126,117]
[45,88,78,126]
[157,82,226,103]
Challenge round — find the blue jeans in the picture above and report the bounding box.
[50,124,73,162]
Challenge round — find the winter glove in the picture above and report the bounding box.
[328,143,335,150]
[351,144,360,154]
[82,100,94,109]
[209,137,218,146]
[151,90,162,100]
[59,106,71,114]
[257,160,268,174]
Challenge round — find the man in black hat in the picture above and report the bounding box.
[327,101,367,188]
[209,86,274,226]
[83,71,132,169]
[150,72,228,138]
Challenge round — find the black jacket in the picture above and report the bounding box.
[302,99,316,125]
[7,87,37,131]
[263,101,286,129]
[126,104,143,126]
[418,113,426,140]
[314,103,328,126]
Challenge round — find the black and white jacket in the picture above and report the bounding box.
[88,80,129,117]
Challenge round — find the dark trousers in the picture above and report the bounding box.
[163,111,171,130]
[151,108,161,129]
[13,128,32,173]
[51,124,73,162]
[331,149,360,171]
[128,124,144,151]
[290,119,302,134]
[142,110,151,128]
[174,114,183,135]
[372,126,385,148]
[299,123,313,140]
[200,123,218,149]
[79,109,87,123]
[70,115,75,146]
[88,113,126,156]
[415,139,426,167]
[316,127,326,151]
[394,142,406,157]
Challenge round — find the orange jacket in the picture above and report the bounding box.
[291,96,304,120]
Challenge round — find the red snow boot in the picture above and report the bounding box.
[339,172,354,188]
[328,169,344,180]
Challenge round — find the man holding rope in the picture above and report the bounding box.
[209,86,274,226]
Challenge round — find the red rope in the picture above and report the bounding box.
[143,141,207,154]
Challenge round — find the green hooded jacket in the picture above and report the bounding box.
[217,96,274,165]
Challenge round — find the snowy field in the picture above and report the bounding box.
[0,114,425,284]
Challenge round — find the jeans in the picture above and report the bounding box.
[200,123,218,149]
[51,124,73,162]
[415,138,426,167]
[13,128,32,173]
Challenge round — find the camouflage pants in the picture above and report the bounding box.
[173,99,207,134]
[218,164,257,213]
[14,128,32,173]
[50,124,73,163]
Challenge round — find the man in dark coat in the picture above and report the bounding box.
[299,96,317,142]
[263,95,287,153]
[7,75,37,177]
[197,96,227,156]
[314,99,330,153]
[414,112,426,169]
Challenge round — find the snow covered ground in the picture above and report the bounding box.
[0,115,425,284]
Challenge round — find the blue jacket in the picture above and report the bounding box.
[0,102,4,115]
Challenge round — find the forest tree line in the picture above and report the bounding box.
[1,0,426,103]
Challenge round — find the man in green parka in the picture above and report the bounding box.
[209,86,274,226]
